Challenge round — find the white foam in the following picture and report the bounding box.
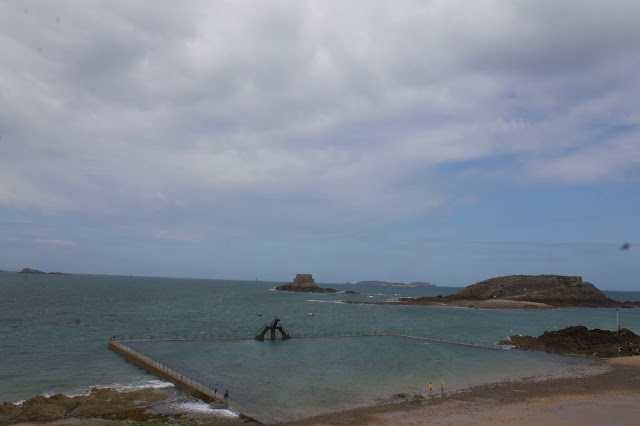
[119,379,175,392]
[96,379,175,393]
[17,380,176,405]
[306,299,344,304]
[172,401,239,417]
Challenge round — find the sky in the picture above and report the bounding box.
[1,1,639,289]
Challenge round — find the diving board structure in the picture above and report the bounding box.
[255,316,291,340]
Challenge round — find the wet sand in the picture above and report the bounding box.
[284,357,640,425]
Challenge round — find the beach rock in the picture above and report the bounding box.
[0,388,169,424]
[275,274,338,293]
[499,325,640,358]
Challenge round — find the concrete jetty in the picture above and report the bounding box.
[108,339,219,403]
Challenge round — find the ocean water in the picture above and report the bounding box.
[2,273,640,421]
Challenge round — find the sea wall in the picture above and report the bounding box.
[108,340,216,403]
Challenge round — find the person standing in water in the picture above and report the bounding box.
[429,382,432,394]
[224,390,229,406]
[440,379,444,395]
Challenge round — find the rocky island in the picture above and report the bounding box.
[499,326,640,358]
[347,275,640,309]
[276,274,338,293]
[20,268,46,274]
[20,268,70,275]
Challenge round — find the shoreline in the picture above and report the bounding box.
[283,357,640,425]
[3,357,640,425]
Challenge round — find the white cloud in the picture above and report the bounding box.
[1,0,639,241]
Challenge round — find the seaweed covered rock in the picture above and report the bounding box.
[499,326,640,357]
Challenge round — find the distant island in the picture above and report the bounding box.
[276,274,338,293]
[20,268,70,275]
[349,280,436,288]
[347,275,640,309]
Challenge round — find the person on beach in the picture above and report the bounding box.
[441,379,444,395]
[429,382,432,394]
[224,390,229,406]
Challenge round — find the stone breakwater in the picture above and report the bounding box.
[108,340,218,403]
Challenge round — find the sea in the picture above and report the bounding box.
[2,272,640,423]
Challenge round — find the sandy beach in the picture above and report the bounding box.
[3,357,640,425]
[282,357,640,426]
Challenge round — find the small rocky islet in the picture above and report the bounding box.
[275,274,339,293]
[19,267,70,275]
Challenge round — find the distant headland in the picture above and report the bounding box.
[19,268,70,275]
[347,275,640,309]
[275,274,338,293]
[348,280,436,288]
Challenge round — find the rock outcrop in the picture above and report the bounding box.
[276,274,338,293]
[348,275,640,309]
[0,388,169,424]
[499,325,640,358]
[447,275,618,307]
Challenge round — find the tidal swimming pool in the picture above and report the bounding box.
[126,336,595,423]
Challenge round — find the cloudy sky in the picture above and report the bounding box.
[1,1,639,289]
